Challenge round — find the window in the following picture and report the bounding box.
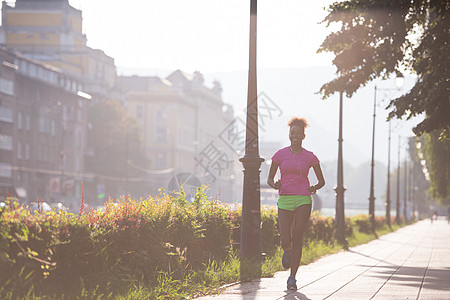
[0,107,13,123]
[17,141,22,159]
[0,78,14,96]
[25,114,30,131]
[17,112,22,129]
[25,143,30,160]
[39,118,46,133]
[155,126,168,143]
[29,64,36,77]
[39,118,51,133]
[0,163,12,178]
[0,134,12,150]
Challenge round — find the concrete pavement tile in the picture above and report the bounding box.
[372,285,420,299]
[419,284,450,300]
[195,220,450,300]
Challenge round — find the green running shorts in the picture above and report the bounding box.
[277,195,312,211]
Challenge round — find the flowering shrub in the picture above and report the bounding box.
[304,212,335,244]
[351,214,387,234]
[0,199,61,297]
[1,190,394,298]
[0,187,234,297]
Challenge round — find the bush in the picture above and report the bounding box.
[351,214,387,234]
[0,199,60,298]
[0,187,233,298]
[1,192,395,299]
[305,212,335,245]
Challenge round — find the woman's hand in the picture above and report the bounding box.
[307,185,317,194]
[309,163,325,195]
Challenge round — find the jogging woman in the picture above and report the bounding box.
[267,116,325,290]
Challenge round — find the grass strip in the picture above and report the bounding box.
[115,222,409,299]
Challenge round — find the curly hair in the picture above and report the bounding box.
[287,116,309,129]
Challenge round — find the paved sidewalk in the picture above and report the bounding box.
[196,219,450,300]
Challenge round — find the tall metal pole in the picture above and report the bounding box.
[334,91,347,245]
[369,86,377,230]
[386,120,391,228]
[411,159,416,219]
[395,136,401,224]
[403,150,408,221]
[239,0,264,260]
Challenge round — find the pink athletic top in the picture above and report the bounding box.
[271,147,320,196]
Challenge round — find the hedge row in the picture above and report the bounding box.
[0,187,390,298]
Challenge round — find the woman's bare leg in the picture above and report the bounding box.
[278,208,295,252]
[290,204,312,277]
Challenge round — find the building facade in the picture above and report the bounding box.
[117,70,239,202]
[0,0,116,98]
[0,0,244,204]
[0,46,89,207]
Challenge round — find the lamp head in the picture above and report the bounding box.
[395,71,404,89]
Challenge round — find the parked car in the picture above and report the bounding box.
[29,201,52,212]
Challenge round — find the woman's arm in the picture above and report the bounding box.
[267,160,281,190]
[307,163,325,194]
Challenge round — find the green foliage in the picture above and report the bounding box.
[0,189,232,298]
[305,212,336,244]
[350,214,386,234]
[0,198,60,298]
[1,192,410,299]
[318,0,449,137]
[420,132,450,202]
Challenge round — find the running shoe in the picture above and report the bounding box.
[282,250,291,269]
[287,276,297,290]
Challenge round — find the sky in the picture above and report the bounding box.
[64,0,423,169]
[70,0,337,73]
[0,0,426,203]
[0,0,420,173]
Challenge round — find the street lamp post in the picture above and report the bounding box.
[395,135,401,224]
[370,73,403,230]
[368,86,377,230]
[403,150,408,221]
[386,120,392,228]
[410,159,415,220]
[334,91,347,245]
[239,0,264,262]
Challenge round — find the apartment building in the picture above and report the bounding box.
[117,70,239,202]
[0,0,116,98]
[0,46,89,207]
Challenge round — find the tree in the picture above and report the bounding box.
[420,132,450,203]
[318,0,449,138]
[86,99,148,197]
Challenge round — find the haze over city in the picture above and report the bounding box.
[66,0,422,165]
[0,0,425,209]
[64,0,424,207]
[1,1,448,298]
